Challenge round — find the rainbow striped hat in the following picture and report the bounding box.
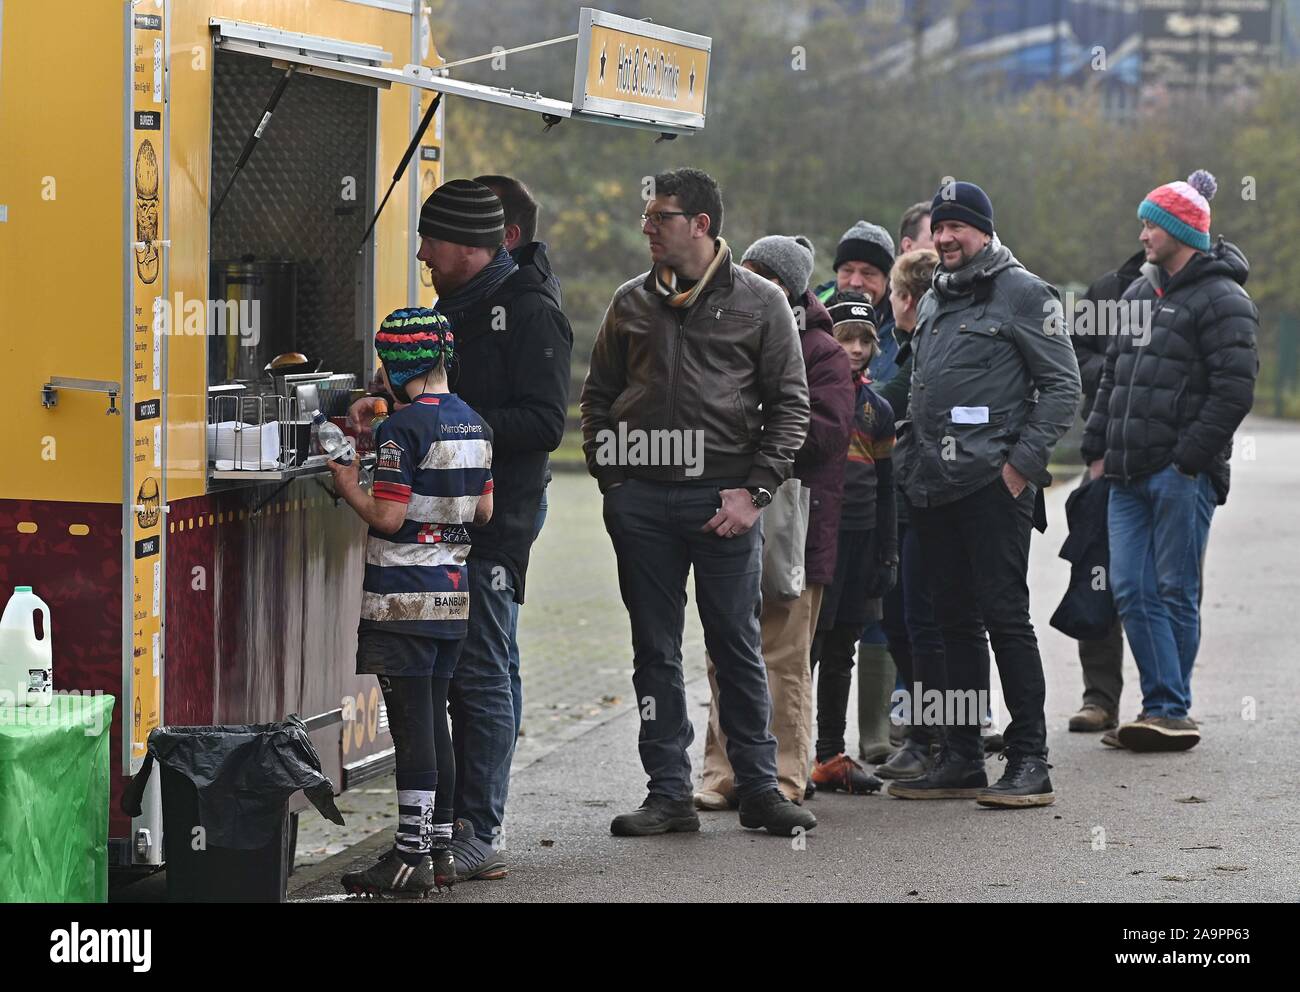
[375,308,454,387]
[1137,170,1217,251]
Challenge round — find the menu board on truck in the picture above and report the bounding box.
[127,0,167,771]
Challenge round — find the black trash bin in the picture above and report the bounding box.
[121,715,344,903]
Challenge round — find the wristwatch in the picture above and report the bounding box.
[747,486,773,509]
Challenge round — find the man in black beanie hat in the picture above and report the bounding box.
[351,178,573,878]
[889,180,1080,808]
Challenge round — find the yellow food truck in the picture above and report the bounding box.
[0,0,709,872]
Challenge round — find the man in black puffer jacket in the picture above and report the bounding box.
[1081,171,1258,753]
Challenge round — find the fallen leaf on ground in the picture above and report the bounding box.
[1214,865,1248,872]
[1175,796,1208,804]
[1180,845,1222,850]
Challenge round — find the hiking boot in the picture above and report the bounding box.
[450,819,508,880]
[693,789,736,812]
[976,752,1056,808]
[1069,704,1118,733]
[811,753,883,795]
[875,738,935,780]
[1116,715,1200,752]
[611,795,701,837]
[858,741,896,764]
[738,789,818,836]
[887,748,988,799]
[341,847,442,898]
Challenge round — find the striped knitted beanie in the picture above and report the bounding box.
[418,179,504,248]
[375,308,454,388]
[1138,170,1217,251]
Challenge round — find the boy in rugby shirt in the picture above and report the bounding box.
[329,308,493,897]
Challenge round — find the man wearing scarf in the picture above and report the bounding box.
[581,168,815,838]
[889,181,1079,809]
[413,178,573,879]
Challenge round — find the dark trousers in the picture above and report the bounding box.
[1079,616,1124,713]
[811,622,859,761]
[603,479,778,801]
[912,478,1047,759]
[449,558,517,845]
[381,674,455,824]
[880,519,956,743]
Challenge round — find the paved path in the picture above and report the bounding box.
[290,417,1299,901]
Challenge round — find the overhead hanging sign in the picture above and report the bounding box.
[1141,0,1280,92]
[572,8,710,131]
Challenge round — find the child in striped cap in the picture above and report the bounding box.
[330,307,494,897]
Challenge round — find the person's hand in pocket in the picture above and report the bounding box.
[1001,461,1029,498]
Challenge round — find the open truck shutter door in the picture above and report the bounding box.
[211,7,711,137]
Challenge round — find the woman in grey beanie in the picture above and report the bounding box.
[696,234,860,808]
[741,235,816,303]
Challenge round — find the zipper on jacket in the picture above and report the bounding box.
[1120,330,1142,483]
[713,306,755,321]
[665,307,688,477]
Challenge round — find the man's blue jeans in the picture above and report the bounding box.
[505,486,548,736]
[602,478,779,802]
[450,556,517,845]
[1108,464,1216,720]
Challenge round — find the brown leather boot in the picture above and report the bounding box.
[1068,703,1118,732]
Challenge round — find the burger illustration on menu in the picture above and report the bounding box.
[134,139,160,285]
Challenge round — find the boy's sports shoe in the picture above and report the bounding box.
[341,847,444,898]
[811,753,883,794]
[430,846,457,889]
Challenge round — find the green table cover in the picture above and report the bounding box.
[0,694,115,902]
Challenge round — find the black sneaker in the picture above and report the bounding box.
[875,739,934,780]
[976,752,1056,808]
[341,847,442,898]
[429,846,457,889]
[610,794,701,837]
[887,748,987,799]
[738,789,818,836]
[450,819,508,880]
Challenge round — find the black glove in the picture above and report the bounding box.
[865,558,898,599]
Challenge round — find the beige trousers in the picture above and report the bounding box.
[699,584,824,803]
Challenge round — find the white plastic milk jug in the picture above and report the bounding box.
[0,586,53,707]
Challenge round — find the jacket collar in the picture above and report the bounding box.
[640,244,735,299]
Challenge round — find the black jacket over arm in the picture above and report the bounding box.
[451,266,573,602]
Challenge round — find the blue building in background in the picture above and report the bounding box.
[841,0,1292,110]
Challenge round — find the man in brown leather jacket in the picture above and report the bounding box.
[580,167,814,838]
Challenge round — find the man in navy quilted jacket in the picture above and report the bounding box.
[1081,170,1259,753]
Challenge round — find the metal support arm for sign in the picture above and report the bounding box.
[210,64,296,221]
